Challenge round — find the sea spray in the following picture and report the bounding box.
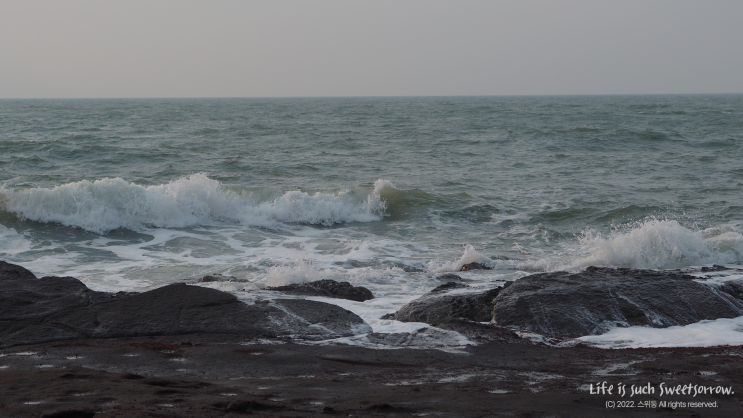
[265,259,345,286]
[428,244,495,273]
[0,174,391,233]
[565,220,743,270]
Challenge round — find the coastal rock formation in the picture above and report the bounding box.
[199,274,248,283]
[265,279,374,302]
[460,262,491,271]
[435,273,465,281]
[493,266,743,338]
[0,261,370,348]
[391,282,503,325]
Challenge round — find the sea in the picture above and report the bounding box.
[2,95,743,349]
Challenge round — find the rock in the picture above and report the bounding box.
[0,260,124,323]
[490,255,510,261]
[274,298,372,337]
[226,400,281,413]
[392,284,503,325]
[700,265,729,272]
[435,319,524,344]
[435,273,464,281]
[266,279,374,302]
[0,260,37,280]
[0,262,371,347]
[430,281,469,292]
[493,266,743,338]
[461,262,491,271]
[199,274,248,283]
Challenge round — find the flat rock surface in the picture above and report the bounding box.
[1,338,742,417]
[493,266,743,338]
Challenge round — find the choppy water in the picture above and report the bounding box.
[2,95,743,346]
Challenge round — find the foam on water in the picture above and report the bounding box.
[427,244,495,273]
[0,174,391,233]
[265,260,345,286]
[563,220,743,270]
[2,96,743,350]
[579,316,743,349]
[509,220,743,272]
[0,226,32,256]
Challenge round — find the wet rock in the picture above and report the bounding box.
[435,273,464,281]
[493,266,743,338]
[490,255,510,260]
[0,262,371,347]
[266,279,374,302]
[0,273,106,322]
[436,319,525,344]
[0,260,37,280]
[461,262,491,271]
[274,298,372,337]
[700,265,729,272]
[199,274,248,283]
[430,281,469,292]
[392,284,503,325]
[42,411,96,418]
[226,400,282,413]
[0,261,124,330]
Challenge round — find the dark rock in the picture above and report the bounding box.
[379,313,395,320]
[430,281,469,292]
[435,273,464,281]
[274,298,372,337]
[461,262,491,271]
[199,274,248,283]
[493,267,743,338]
[701,265,729,272]
[0,260,37,280]
[490,255,510,260]
[0,274,107,322]
[368,403,411,412]
[436,319,525,344]
[266,279,374,302]
[0,262,372,347]
[227,400,281,412]
[392,285,503,325]
[42,411,96,418]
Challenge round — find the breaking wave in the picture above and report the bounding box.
[0,174,394,233]
[565,220,743,270]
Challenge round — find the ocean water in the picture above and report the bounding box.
[2,95,743,347]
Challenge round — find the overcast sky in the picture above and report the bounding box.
[1,1,741,98]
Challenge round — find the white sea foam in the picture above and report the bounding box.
[579,316,743,349]
[265,260,345,286]
[427,244,494,273]
[0,226,32,256]
[561,220,743,270]
[0,174,391,233]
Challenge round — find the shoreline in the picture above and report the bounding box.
[2,260,743,416]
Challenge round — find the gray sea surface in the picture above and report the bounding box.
[1,95,743,344]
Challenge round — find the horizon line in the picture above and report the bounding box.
[1,93,742,100]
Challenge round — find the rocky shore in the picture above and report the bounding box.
[2,261,743,417]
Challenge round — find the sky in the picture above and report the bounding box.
[1,0,742,98]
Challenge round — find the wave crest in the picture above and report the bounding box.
[0,174,391,233]
[566,220,743,270]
